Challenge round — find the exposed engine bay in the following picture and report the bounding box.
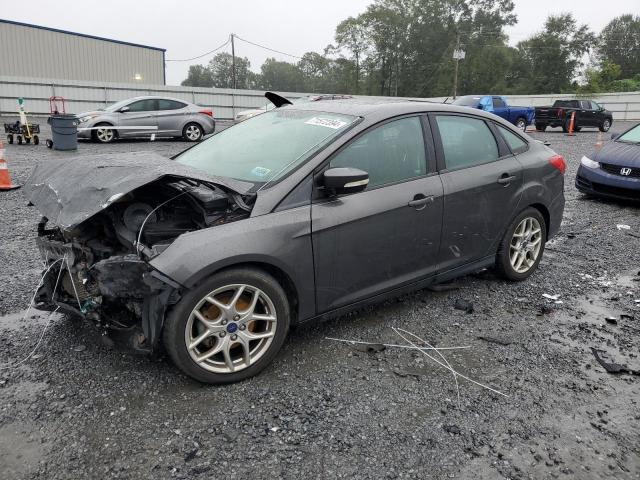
[31,176,252,351]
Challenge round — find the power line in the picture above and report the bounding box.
[165,37,231,62]
[233,35,303,59]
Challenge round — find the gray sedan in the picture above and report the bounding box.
[76,96,215,143]
[26,100,565,384]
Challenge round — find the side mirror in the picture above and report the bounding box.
[119,106,130,113]
[323,167,369,196]
[610,132,620,140]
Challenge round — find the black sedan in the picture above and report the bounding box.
[25,100,566,384]
[576,123,640,201]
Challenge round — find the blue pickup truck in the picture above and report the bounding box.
[452,95,535,130]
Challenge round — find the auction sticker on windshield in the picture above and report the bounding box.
[305,117,349,129]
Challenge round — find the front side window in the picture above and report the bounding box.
[492,97,506,108]
[329,116,427,189]
[496,124,528,154]
[176,109,357,187]
[127,99,157,112]
[591,101,601,110]
[436,115,499,170]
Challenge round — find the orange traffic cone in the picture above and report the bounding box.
[565,112,576,136]
[0,141,20,191]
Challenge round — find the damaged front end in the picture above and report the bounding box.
[25,153,254,352]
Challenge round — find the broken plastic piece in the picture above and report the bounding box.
[616,224,631,231]
[591,348,640,375]
[542,293,560,301]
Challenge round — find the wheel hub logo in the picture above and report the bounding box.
[226,322,238,333]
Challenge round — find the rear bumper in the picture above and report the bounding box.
[575,165,640,201]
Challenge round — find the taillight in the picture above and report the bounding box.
[199,110,213,117]
[549,154,566,175]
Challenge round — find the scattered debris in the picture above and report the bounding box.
[184,447,199,462]
[476,335,512,346]
[443,424,461,435]
[352,343,386,354]
[454,299,474,314]
[542,293,560,301]
[616,224,631,231]
[538,304,554,315]
[73,345,86,352]
[620,313,635,321]
[325,337,471,352]
[605,317,618,325]
[591,348,640,375]
[392,366,431,378]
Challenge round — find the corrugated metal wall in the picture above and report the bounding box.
[1,75,639,120]
[0,21,164,85]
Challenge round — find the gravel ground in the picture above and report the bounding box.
[1,121,639,480]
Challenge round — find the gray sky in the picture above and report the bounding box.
[3,0,638,85]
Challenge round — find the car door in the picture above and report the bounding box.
[431,113,523,272]
[491,97,509,122]
[576,100,593,126]
[156,99,188,136]
[117,99,158,137]
[311,115,444,312]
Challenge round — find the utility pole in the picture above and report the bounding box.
[452,33,465,100]
[230,33,237,90]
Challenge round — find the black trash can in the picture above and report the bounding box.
[47,114,79,151]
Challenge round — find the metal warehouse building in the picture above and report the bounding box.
[0,19,166,85]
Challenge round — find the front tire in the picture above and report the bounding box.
[182,123,204,142]
[163,267,290,384]
[599,119,611,132]
[93,124,116,143]
[496,208,546,281]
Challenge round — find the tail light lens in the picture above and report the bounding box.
[549,154,566,175]
[199,110,213,117]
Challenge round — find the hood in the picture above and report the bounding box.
[23,151,254,231]
[593,141,640,166]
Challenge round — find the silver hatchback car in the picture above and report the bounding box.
[77,96,216,143]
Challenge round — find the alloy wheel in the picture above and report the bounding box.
[185,125,202,141]
[509,217,542,274]
[184,284,278,374]
[602,120,611,132]
[96,128,115,142]
[516,119,526,130]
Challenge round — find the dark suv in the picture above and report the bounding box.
[534,99,613,133]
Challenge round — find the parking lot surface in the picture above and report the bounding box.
[1,121,639,479]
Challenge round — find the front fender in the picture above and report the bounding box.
[149,206,316,320]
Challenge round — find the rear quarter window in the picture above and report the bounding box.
[495,124,528,155]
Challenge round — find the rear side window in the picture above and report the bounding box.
[435,116,499,170]
[496,124,528,154]
[127,99,157,112]
[580,100,591,109]
[158,99,186,110]
[492,97,506,108]
[330,116,427,189]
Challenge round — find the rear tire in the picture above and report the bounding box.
[535,123,547,132]
[163,267,291,384]
[33,135,39,145]
[515,117,527,131]
[7,134,13,144]
[17,135,23,145]
[496,207,546,281]
[182,123,204,142]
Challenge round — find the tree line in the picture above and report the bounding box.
[181,0,640,97]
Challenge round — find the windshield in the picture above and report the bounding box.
[618,124,640,144]
[453,96,481,107]
[104,99,133,112]
[176,109,358,187]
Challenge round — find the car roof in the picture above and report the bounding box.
[284,98,505,121]
[125,95,192,104]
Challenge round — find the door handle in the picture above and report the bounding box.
[497,174,516,185]
[408,195,434,210]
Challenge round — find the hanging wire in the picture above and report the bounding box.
[166,37,231,62]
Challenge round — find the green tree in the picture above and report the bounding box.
[181,65,214,87]
[207,53,252,89]
[258,58,305,92]
[514,14,596,94]
[598,14,640,79]
[334,16,370,93]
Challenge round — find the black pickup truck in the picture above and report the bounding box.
[534,99,613,133]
